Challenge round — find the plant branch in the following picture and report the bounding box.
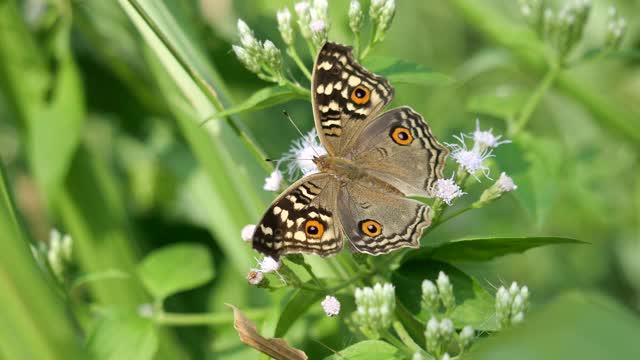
[287,47,312,80]
[509,64,561,137]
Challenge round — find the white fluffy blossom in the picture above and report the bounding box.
[431,175,465,205]
[321,295,341,316]
[263,169,284,192]
[241,224,256,242]
[496,172,518,192]
[472,119,510,150]
[246,269,264,285]
[282,129,327,180]
[447,133,494,181]
[257,256,280,273]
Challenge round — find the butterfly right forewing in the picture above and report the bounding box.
[312,42,394,155]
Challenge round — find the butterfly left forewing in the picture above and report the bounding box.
[337,178,430,255]
[312,42,394,155]
[252,173,343,259]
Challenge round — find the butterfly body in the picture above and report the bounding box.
[252,42,448,259]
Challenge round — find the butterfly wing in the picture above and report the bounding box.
[350,106,448,197]
[337,178,431,255]
[252,173,343,259]
[312,42,394,155]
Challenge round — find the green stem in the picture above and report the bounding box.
[381,329,413,357]
[508,65,561,137]
[287,47,312,80]
[354,31,361,59]
[392,321,427,356]
[305,38,317,58]
[433,206,474,228]
[284,79,311,97]
[155,308,268,326]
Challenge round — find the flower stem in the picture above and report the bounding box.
[392,321,428,356]
[287,47,312,80]
[154,308,268,326]
[381,329,413,357]
[509,65,561,137]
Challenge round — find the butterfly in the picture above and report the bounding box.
[253,42,448,259]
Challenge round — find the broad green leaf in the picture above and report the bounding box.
[323,340,400,360]
[393,260,496,330]
[212,86,308,118]
[87,310,158,360]
[468,292,640,360]
[137,243,214,300]
[419,237,585,262]
[364,56,451,86]
[0,162,87,359]
[275,283,325,337]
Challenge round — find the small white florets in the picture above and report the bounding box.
[241,224,256,242]
[431,175,465,205]
[263,169,284,192]
[321,295,341,316]
[496,172,517,192]
[283,129,327,180]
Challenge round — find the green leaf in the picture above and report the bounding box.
[468,291,640,360]
[323,340,400,360]
[87,310,158,360]
[393,260,496,330]
[275,284,324,337]
[137,243,214,300]
[420,237,585,262]
[364,56,451,86]
[212,86,308,118]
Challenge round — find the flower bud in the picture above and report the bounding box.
[295,1,312,39]
[277,8,294,45]
[436,272,455,311]
[262,40,282,74]
[349,0,363,34]
[232,45,260,74]
[421,279,439,311]
[459,325,475,348]
[425,317,440,353]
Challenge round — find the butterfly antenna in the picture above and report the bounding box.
[282,110,321,157]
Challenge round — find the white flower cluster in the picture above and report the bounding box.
[291,0,330,47]
[605,6,627,50]
[233,20,282,79]
[431,176,465,205]
[421,272,456,312]
[46,229,73,281]
[279,128,327,182]
[495,282,530,329]
[246,256,282,285]
[354,283,396,338]
[369,0,396,44]
[321,295,341,316]
[446,119,510,181]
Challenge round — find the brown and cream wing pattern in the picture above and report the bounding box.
[252,173,343,259]
[311,42,394,155]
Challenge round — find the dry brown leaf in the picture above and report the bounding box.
[227,304,308,360]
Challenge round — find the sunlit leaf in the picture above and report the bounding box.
[275,282,325,338]
[87,310,158,360]
[211,86,309,119]
[137,243,214,300]
[365,56,451,86]
[418,237,585,262]
[323,340,400,360]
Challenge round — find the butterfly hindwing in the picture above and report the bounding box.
[252,173,343,259]
[312,42,394,155]
[337,178,431,255]
[350,106,449,197]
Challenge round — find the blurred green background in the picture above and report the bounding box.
[1,0,639,359]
